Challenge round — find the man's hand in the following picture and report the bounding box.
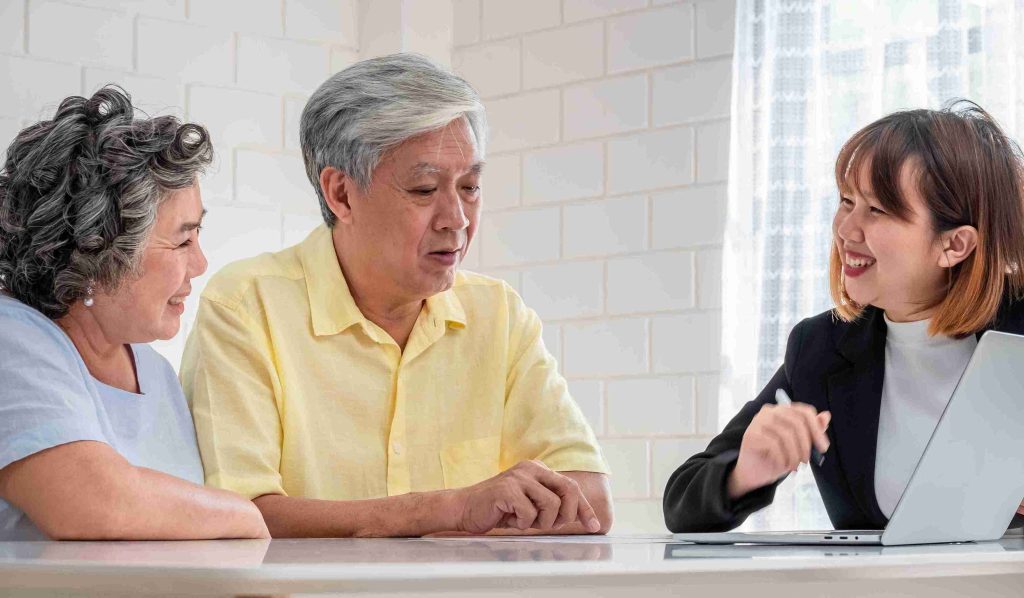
[453,460,601,534]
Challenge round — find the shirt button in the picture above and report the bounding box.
[392,441,402,455]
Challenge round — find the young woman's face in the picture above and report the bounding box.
[832,162,951,321]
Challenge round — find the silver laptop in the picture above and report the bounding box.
[674,330,1024,546]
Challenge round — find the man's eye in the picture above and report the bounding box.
[179,226,202,247]
[412,188,436,196]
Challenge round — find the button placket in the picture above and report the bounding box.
[386,373,411,496]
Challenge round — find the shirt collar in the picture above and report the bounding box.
[425,283,467,330]
[299,225,363,337]
[299,225,468,337]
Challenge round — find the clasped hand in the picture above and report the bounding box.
[454,460,601,534]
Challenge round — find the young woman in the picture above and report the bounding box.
[664,103,1024,532]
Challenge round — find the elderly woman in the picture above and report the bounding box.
[182,54,612,537]
[0,87,268,540]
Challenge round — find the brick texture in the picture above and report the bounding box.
[0,0,738,534]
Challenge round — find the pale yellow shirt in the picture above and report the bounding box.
[181,225,609,501]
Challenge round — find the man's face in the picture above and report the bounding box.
[344,118,482,302]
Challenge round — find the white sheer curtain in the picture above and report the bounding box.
[723,0,1024,530]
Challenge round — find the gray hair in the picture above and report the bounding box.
[300,53,487,225]
[0,86,213,319]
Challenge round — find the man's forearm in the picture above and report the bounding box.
[254,490,464,538]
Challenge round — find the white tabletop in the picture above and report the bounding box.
[2,535,1024,597]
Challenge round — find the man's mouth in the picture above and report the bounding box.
[429,244,463,257]
[427,246,462,266]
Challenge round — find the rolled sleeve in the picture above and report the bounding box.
[500,291,610,475]
[181,296,286,500]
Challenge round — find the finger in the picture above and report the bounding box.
[522,480,562,531]
[764,416,801,469]
[792,407,821,459]
[791,403,830,454]
[510,492,539,530]
[748,427,788,477]
[497,512,517,529]
[573,488,601,533]
[763,424,800,472]
[530,464,571,492]
[754,403,777,421]
[782,407,818,464]
[533,470,600,531]
[780,408,813,464]
[816,411,832,452]
[533,468,600,532]
[757,443,790,480]
[530,468,581,528]
[552,479,579,528]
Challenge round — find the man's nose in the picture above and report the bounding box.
[190,238,209,278]
[436,188,469,231]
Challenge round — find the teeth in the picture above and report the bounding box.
[845,256,876,268]
[168,297,185,305]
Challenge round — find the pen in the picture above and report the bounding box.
[774,388,826,467]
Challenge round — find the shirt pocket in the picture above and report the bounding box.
[439,435,501,489]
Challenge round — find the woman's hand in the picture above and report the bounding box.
[727,402,831,500]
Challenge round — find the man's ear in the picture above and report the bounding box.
[320,167,355,224]
[938,225,979,269]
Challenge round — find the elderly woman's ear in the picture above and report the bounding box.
[319,167,354,224]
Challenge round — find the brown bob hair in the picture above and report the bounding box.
[830,101,1024,337]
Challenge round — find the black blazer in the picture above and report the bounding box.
[663,299,1024,532]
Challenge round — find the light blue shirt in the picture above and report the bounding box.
[0,295,204,540]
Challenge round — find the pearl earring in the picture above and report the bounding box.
[84,283,95,307]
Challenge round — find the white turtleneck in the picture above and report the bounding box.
[874,314,977,518]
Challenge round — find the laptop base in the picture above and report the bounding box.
[673,531,884,545]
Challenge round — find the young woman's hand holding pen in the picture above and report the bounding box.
[726,390,832,500]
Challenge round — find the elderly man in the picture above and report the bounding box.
[181,54,611,537]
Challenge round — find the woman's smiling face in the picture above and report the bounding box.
[94,184,208,342]
[832,160,951,322]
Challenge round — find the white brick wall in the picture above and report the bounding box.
[522,23,603,89]
[453,0,734,532]
[563,74,648,140]
[522,141,604,204]
[0,0,358,363]
[607,4,695,72]
[1,0,736,535]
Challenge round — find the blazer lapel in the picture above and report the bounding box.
[826,307,889,526]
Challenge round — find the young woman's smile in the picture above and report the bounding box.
[842,249,876,278]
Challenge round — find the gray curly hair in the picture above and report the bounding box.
[300,53,487,226]
[0,86,213,319]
